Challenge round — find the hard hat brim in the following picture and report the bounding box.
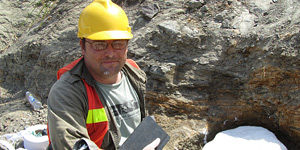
[81,31,133,40]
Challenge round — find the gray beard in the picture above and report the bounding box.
[103,71,110,75]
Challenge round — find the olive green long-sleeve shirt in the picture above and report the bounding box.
[47,58,147,150]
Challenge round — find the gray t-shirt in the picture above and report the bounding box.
[95,71,141,145]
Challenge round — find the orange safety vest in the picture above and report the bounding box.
[48,56,140,148]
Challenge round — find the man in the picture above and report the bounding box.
[47,0,159,149]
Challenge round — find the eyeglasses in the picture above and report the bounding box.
[85,40,128,51]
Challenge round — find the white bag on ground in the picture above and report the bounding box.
[203,126,287,150]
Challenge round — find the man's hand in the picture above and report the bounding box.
[142,138,161,150]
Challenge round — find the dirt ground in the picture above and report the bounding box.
[0,86,48,148]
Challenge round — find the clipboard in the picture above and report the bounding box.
[119,116,170,150]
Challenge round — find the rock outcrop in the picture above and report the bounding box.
[0,0,299,149]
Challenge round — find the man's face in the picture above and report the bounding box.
[80,39,128,80]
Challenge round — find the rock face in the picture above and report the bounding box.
[0,0,299,149]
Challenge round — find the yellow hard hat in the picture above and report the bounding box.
[77,0,133,40]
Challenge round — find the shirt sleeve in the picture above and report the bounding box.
[47,79,99,150]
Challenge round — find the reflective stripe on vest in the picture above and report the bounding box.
[86,108,108,123]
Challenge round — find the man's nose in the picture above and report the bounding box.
[104,44,116,57]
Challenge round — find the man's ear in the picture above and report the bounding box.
[80,38,85,55]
